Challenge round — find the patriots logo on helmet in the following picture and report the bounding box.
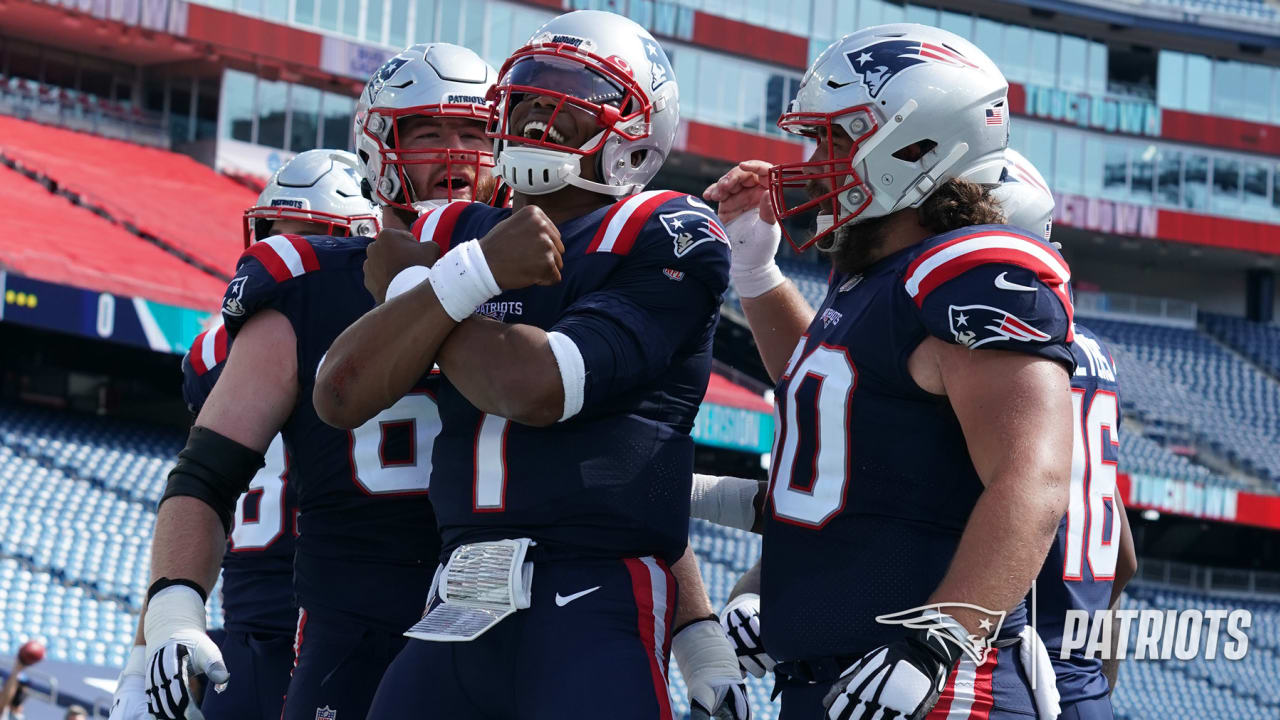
[365,56,408,102]
[948,304,1051,349]
[660,211,728,257]
[844,40,978,98]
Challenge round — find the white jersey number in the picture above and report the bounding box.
[350,393,439,495]
[473,414,510,511]
[1063,389,1121,581]
[229,434,288,550]
[770,341,857,528]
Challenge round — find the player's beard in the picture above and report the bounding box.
[822,213,893,276]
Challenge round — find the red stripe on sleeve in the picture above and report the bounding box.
[586,197,635,254]
[213,326,229,365]
[612,190,684,256]
[188,331,209,375]
[244,243,292,283]
[433,202,468,253]
[410,208,435,242]
[284,234,320,273]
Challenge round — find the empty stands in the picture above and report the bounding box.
[1203,313,1280,380]
[0,162,227,309]
[0,114,255,279]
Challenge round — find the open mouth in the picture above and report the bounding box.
[520,119,567,145]
[434,172,472,195]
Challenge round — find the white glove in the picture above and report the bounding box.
[143,586,228,720]
[672,618,751,720]
[108,646,149,720]
[823,617,967,720]
[725,210,784,299]
[721,594,775,678]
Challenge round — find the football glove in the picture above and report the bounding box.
[108,645,149,720]
[822,615,969,720]
[143,586,228,720]
[672,618,752,720]
[721,593,775,678]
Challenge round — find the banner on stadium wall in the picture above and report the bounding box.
[1118,472,1280,531]
[691,401,774,454]
[320,36,395,82]
[35,0,188,34]
[215,138,297,187]
[1021,84,1161,137]
[0,272,216,354]
[1053,192,1159,239]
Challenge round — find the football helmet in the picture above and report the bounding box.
[354,43,498,211]
[993,147,1054,242]
[486,10,679,196]
[243,149,381,248]
[769,24,1009,251]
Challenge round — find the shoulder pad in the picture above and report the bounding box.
[221,234,323,333]
[587,191,729,261]
[411,201,493,252]
[903,226,1075,361]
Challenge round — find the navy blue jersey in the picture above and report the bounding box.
[1033,323,1121,703]
[182,324,298,636]
[413,192,730,563]
[220,234,441,633]
[760,225,1075,663]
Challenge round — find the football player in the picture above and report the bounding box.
[315,11,749,720]
[135,44,504,720]
[109,148,380,720]
[701,148,1139,720]
[698,24,1075,719]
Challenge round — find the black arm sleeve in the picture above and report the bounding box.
[159,426,266,534]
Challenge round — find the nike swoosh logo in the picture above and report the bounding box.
[994,272,1037,292]
[555,586,602,607]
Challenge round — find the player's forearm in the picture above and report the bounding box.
[741,281,815,382]
[672,547,715,627]
[729,559,762,600]
[928,468,1067,637]
[436,316,565,427]
[147,497,227,595]
[315,282,457,428]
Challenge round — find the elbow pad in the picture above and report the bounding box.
[160,426,265,534]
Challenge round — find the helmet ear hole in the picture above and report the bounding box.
[891,139,937,162]
[629,149,648,168]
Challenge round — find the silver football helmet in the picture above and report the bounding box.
[769,24,1009,251]
[353,43,498,211]
[486,10,679,197]
[993,148,1054,242]
[243,149,380,247]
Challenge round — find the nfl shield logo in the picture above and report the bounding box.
[315,707,337,720]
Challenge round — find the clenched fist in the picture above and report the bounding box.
[478,205,564,291]
[364,228,443,303]
[703,160,776,225]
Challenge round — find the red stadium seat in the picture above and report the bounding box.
[0,114,257,276]
[0,162,227,309]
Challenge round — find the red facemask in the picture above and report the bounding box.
[360,103,495,211]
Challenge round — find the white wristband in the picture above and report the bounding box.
[142,585,207,651]
[428,239,502,322]
[386,265,432,302]
[731,261,786,299]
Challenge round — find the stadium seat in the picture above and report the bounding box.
[0,162,227,308]
[0,114,256,278]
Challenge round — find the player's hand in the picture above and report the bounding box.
[109,646,150,720]
[703,160,776,225]
[672,618,751,720]
[143,586,228,720]
[721,594,775,678]
[364,228,443,303]
[477,205,564,290]
[821,621,966,720]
